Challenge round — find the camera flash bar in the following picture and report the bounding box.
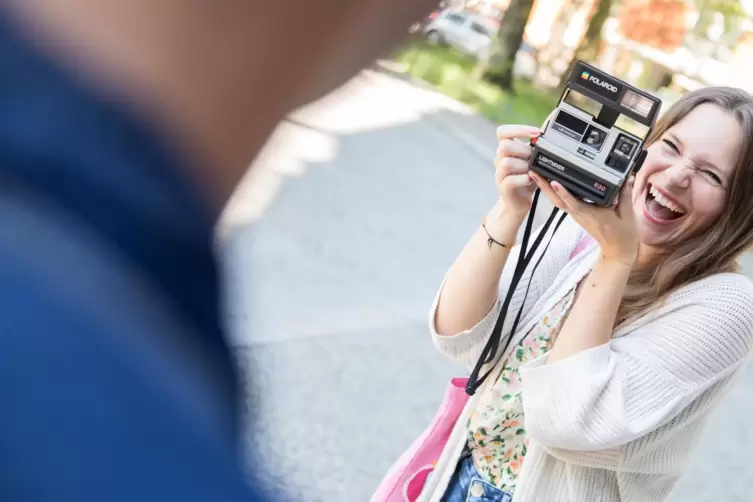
[569,61,661,127]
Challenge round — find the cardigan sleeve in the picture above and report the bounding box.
[431,216,585,369]
[520,274,753,453]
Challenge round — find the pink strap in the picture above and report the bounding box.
[570,233,594,259]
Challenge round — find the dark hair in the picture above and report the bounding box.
[616,86,753,326]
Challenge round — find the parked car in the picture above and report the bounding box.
[466,3,505,29]
[422,9,539,80]
[423,9,497,60]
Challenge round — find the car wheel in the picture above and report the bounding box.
[426,30,442,45]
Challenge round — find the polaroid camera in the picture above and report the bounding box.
[466,63,663,397]
[529,61,662,206]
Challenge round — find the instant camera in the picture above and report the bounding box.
[529,61,662,206]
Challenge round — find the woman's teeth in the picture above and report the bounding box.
[649,185,685,215]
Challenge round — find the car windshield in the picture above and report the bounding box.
[445,12,466,24]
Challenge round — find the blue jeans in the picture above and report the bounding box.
[441,454,513,502]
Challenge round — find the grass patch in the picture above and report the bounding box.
[393,43,557,126]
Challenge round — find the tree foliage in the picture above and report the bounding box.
[618,0,688,50]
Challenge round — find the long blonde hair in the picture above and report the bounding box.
[615,87,753,326]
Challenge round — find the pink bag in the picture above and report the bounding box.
[371,377,469,502]
[372,232,593,502]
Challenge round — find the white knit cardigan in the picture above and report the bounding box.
[419,217,753,502]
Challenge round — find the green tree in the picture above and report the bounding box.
[483,0,536,92]
[559,0,613,92]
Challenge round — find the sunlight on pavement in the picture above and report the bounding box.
[218,121,339,234]
[218,71,454,234]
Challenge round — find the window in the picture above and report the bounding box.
[446,13,466,24]
[470,22,491,37]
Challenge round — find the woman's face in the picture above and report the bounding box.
[632,104,740,249]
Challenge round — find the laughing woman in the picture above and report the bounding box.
[425,87,753,502]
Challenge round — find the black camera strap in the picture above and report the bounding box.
[465,190,567,395]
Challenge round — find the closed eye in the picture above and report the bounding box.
[702,169,723,185]
[662,138,680,154]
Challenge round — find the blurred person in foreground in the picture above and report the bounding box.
[0,1,436,500]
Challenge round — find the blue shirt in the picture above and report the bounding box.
[0,16,268,502]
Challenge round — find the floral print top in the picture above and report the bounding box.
[465,286,578,494]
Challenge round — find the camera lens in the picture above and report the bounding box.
[582,126,606,150]
[616,137,636,156]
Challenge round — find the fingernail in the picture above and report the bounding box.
[552,182,561,191]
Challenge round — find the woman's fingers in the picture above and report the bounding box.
[550,180,587,215]
[496,124,540,142]
[496,138,533,162]
[495,125,538,184]
[495,156,529,177]
[530,172,587,216]
[504,173,535,189]
[530,172,566,210]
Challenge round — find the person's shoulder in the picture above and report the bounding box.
[684,271,753,302]
[676,272,753,340]
[0,262,266,502]
[0,185,144,320]
[0,187,194,367]
[0,195,153,357]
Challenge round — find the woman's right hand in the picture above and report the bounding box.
[488,124,541,231]
[434,125,542,337]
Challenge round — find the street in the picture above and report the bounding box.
[218,67,753,502]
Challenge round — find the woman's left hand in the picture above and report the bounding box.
[530,172,639,265]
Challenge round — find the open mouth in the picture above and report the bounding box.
[644,183,686,223]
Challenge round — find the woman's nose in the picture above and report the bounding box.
[664,160,692,189]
